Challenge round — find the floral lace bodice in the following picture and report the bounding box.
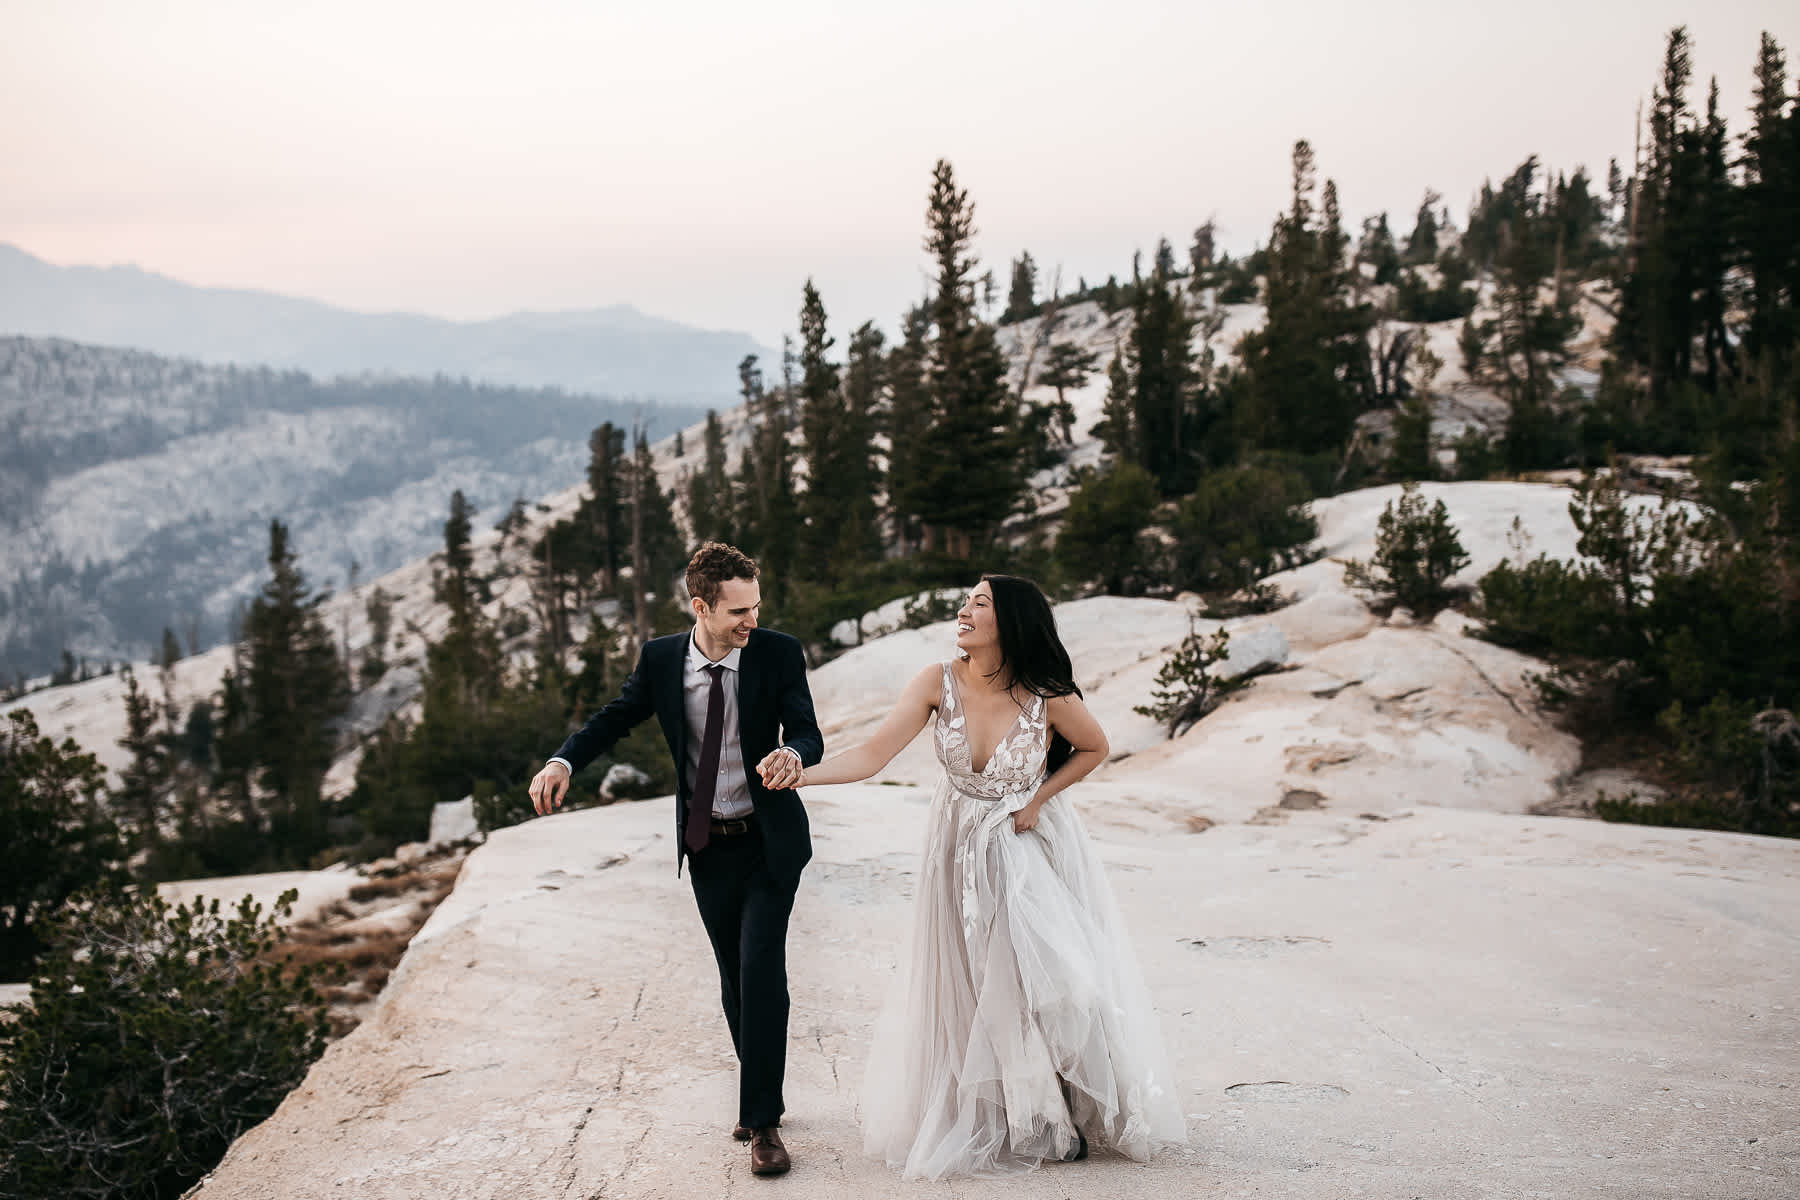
[933,661,1049,800]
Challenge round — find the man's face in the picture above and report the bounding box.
[695,576,760,651]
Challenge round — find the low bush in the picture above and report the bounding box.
[0,887,329,1200]
[1343,483,1470,615]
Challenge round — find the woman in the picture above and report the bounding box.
[775,575,1186,1177]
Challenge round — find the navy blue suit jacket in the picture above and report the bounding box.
[553,628,823,881]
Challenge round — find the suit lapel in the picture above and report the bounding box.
[665,636,690,770]
[735,631,757,751]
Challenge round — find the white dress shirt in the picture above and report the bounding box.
[684,636,754,819]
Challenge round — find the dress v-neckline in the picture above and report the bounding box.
[948,662,1030,775]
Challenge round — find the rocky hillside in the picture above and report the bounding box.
[1,265,1625,792]
[0,335,704,677]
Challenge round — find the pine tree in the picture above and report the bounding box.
[914,159,1023,556]
[735,354,799,602]
[1358,213,1401,285]
[733,357,766,555]
[797,280,846,574]
[1153,237,1179,279]
[627,429,683,640]
[883,306,933,552]
[1405,190,1442,264]
[115,666,167,852]
[1002,252,1038,323]
[1057,462,1160,594]
[240,520,348,859]
[586,422,628,588]
[1095,352,1136,461]
[1039,342,1099,444]
[838,320,886,561]
[360,586,392,684]
[1189,221,1217,288]
[439,489,477,624]
[686,410,735,545]
[0,708,125,979]
[1741,33,1796,371]
[1388,394,1435,481]
[1617,27,1695,417]
[1237,140,1374,456]
[1128,258,1199,492]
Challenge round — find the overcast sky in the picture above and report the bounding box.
[2,0,1795,345]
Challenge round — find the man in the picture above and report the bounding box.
[528,542,820,1178]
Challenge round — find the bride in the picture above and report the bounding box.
[772,575,1187,1177]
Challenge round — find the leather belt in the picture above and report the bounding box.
[708,815,756,837]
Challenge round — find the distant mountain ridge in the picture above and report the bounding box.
[0,334,704,677]
[0,243,767,402]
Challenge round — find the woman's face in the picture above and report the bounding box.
[954,581,999,654]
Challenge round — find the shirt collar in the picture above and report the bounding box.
[688,631,742,674]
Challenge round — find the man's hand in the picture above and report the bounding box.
[756,747,803,791]
[529,761,572,815]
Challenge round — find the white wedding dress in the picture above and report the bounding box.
[860,663,1188,1178]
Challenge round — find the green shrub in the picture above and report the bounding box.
[1134,623,1246,736]
[1474,472,1800,837]
[0,710,126,981]
[1169,463,1317,593]
[1056,462,1161,595]
[0,887,329,1200]
[1476,553,1612,656]
[1343,483,1471,615]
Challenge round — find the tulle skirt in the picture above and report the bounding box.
[859,778,1188,1178]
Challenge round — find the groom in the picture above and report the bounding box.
[528,541,821,1178]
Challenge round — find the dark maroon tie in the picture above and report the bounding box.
[685,664,726,853]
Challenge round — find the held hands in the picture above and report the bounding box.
[756,747,804,791]
[528,761,571,815]
[1011,798,1046,834]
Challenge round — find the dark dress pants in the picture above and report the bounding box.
[686,823,797,1130]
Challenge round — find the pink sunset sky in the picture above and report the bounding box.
[2,0,1795,344]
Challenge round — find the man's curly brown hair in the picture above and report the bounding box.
[685,542,760,608]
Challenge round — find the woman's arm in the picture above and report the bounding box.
[781,664,941,787]
[1012,691,1110,832]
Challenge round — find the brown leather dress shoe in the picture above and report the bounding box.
[732,1124,753,1142]
[749,1127,791,1176]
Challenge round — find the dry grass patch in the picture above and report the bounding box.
[269,846,468,1038]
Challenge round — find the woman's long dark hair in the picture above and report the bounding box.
[980,574,1082,774]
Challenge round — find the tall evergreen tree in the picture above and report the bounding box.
[838,320,887,561]
[1741,33,1797,371]
[1127,259,1199,493]
[1002,252,1039,323]
[686,410,735,545]
[735,354,799,602]
[1095,352,1136,461]
[797,280,846,574]
[115,666,167,853]
[626,429,683,642]
[240,520,348,857]
[439,489,477,625]
[1236,140,1374,456]
[1405,190,1442,264]
[914,159,1022,555]
[883,305,933,552]
[1039,342,1099,444]
[1188,221,1217,287]
[586,422,628,588]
